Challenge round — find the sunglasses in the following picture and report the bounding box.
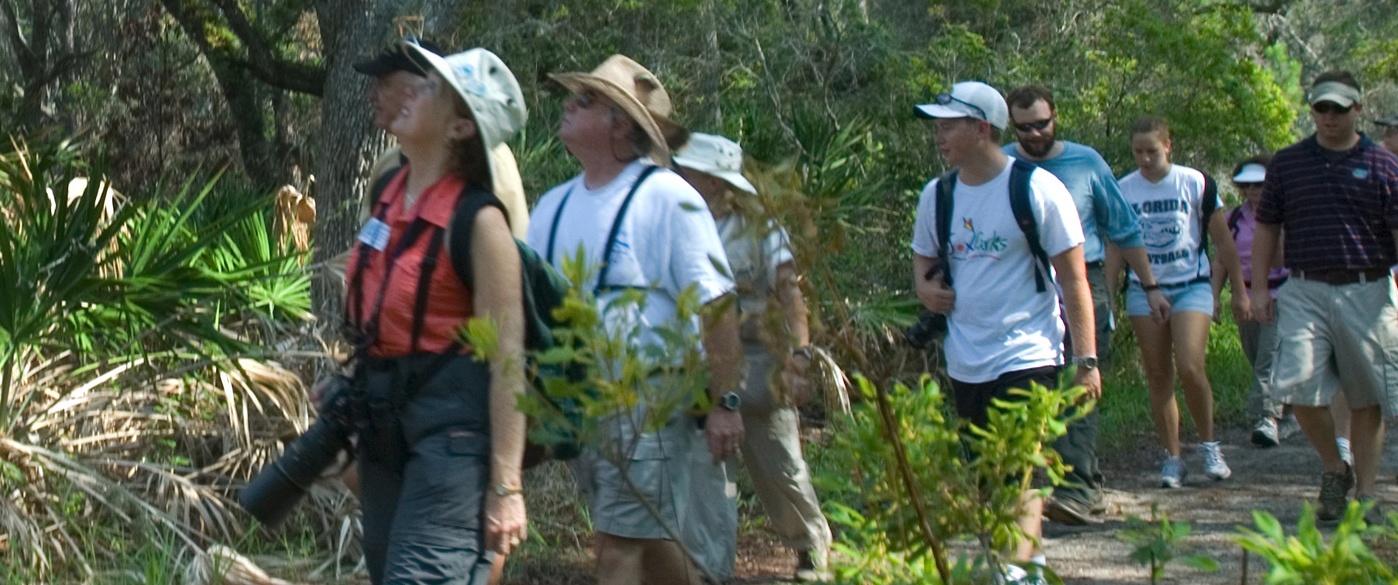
[1234,182,1263,189]
[1014,118,1053,133]
[570,91,603,109]
[1311,102,1353,115]
[934,92,987,121]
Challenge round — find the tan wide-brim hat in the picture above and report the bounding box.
[549,54,683,163]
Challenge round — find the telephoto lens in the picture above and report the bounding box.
[902,310,948,349]
[239,377,355,528]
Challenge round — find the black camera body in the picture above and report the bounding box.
[903,310,948,349]
[239,375,357,528]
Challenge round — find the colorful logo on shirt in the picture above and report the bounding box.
[950,217,1009,259]
[1354,167,1370,179]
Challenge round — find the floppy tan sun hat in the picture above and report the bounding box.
[549,55,682,163]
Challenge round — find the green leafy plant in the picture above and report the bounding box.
[813,373,1085,584]
[0,138,318,578]
[1234,501,1398,584]
[1117,504,1219,583]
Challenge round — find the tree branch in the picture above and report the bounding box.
[208,0,325,96]
[0,0,38,78]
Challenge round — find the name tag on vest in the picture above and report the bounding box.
[357,218,391,251]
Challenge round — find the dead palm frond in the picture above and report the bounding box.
[0,139,341,579]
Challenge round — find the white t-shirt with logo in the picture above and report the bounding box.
[1118,165,1218,286]
[910,160,1085,383]
[526,160,735,357]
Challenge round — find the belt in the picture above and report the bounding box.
[1293,267,1391,286]
[1084,260,1104,269]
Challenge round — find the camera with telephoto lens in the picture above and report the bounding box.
[904,264,949,349]
[902,310,948,349]
[239,375,356,528]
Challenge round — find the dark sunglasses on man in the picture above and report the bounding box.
[1014,118,1053,133]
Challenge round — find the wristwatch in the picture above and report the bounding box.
[719,391,742,412]
[791,346,815,361]
[494,484,523,497]
[1072,355,1099,372]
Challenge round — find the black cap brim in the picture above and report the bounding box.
[351,38,445,77]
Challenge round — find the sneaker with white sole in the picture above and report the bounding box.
[1251,417,1280,447]
[1161,456,1187,488]
[1200,441,1232,480]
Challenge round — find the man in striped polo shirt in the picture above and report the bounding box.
[1250,70,1398,522]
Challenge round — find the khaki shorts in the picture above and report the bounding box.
[581,410,697,540]
[1271,277,1398,414]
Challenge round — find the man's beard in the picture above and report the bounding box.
[1020,131,1056,158]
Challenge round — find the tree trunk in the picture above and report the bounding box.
[310,0,379,341]
[308,0,467,340]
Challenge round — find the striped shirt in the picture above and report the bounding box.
[1256,135,1398,272]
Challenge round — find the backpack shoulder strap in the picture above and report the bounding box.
[446,184,508,293]
[367,164,403,217]
[1199,172,1219,255]
[934,170,957,286]
[1009,159,1050,293]
[595,165,661,294]
[1227,206,1245,237]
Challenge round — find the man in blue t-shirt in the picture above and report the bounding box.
[1003,85,1170,526]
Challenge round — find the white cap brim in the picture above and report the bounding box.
[672,156,757,195]
[914,103,973,121]
[1232,163,1266,183]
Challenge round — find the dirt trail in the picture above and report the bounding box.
[1041,427,1398,584]
[725,427,1398,584]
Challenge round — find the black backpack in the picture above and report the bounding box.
[934,158,1052,292]
[366,168,583,463]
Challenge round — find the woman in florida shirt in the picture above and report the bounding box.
[1114,116,1248,489]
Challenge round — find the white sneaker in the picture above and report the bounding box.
[1337,438,1354,466]
[1161,456,1187,488]
[1251,417,1279,447]
[1200,441,1231,480]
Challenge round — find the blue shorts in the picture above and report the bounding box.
[1126,279,1213,318]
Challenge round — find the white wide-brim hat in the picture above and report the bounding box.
[673,133,757,195]
[403,42,528,190]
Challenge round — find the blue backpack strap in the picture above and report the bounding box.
[1008,158,1051,293]
[545,184,574,265]
[595,165,661,295]
[934,170,957,287]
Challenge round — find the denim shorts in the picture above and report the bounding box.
[1125,278,1213,318]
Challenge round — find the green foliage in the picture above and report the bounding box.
[0,137,315,579]
[1234,501,1398,585]
[1117,504,1219,583]
[813,374,1085,583]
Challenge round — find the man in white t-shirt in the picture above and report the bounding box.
[910,81,1099,583]
[526,55,744,585]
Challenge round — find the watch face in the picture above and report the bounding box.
[721,391,741,411]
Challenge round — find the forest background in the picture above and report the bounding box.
[1,0,1396,582]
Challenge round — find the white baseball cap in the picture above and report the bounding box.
[1232,163,1266,183]
[915,81,1009,130]
[672,133,757,195]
